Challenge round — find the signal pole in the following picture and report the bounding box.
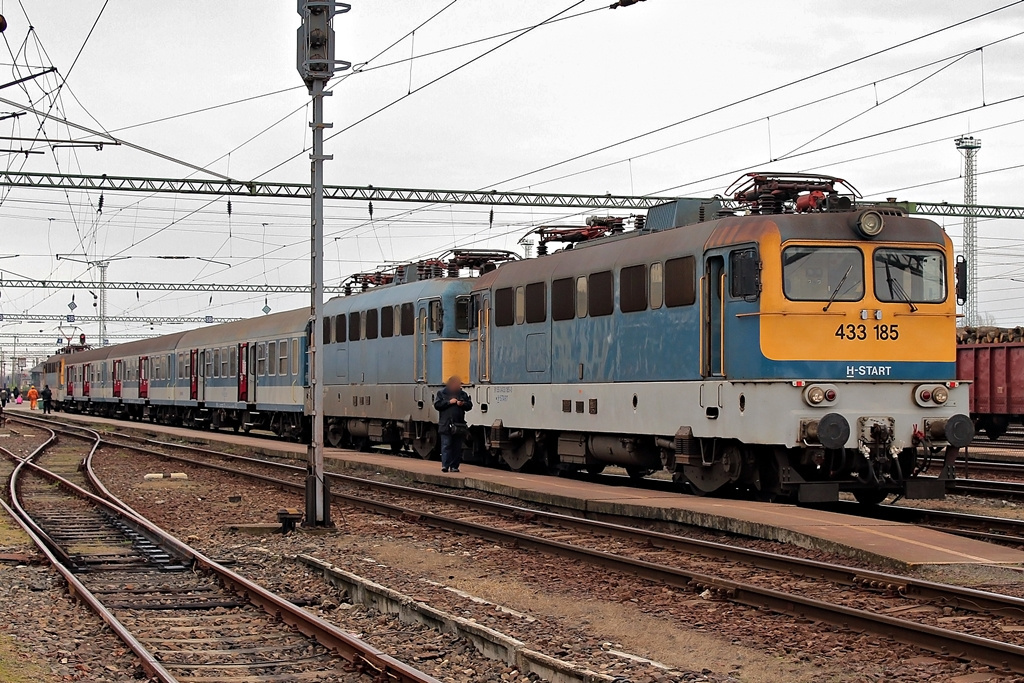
[955,135,982,327]
[297,0,350,527]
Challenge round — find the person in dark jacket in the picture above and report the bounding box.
[41,385,53,414]
[433,376,473,473]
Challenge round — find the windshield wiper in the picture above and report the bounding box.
[822,264,854,312]
[884,261,918,312]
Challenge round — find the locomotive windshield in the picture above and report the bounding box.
[782,246,864,301]
[873,248,946,303]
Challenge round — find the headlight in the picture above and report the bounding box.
[932,386,949,404]
[855,210,884,238]
[807,386,826,405]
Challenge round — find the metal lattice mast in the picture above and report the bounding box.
[956,135,982,326]
[98,261,109,346]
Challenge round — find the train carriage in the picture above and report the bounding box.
[176,309,310,437]
[37,173,975,503]
[322,275,476,458]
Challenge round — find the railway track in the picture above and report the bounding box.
[0,418,440,683]
[18,413,1024,674]
[949,478,1024,500]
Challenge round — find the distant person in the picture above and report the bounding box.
[12,386,19,403]
[433,375,473,473]
[41,385,52,414]
[26,385,39,410]
[0,387,8,408]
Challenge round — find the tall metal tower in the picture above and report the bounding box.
[955,135,982,326]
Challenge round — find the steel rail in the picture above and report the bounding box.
[25,416,1024,671]
[5,417,440,683]
[950,478,1024,499]
[1,429,178,682]
[22,414,1024,620]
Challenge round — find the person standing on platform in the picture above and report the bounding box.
[26,385,38,410]
[433,376,473,473]
[41,385,52,414]
[0,387,8,409]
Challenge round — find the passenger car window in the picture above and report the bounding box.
[365,308,379,340]
[495,287,514,327]
[514,286,526,325]
[401,303,415,335]
[650,262,664,309]
[525,283,546,324]
[783,246,864,302]
[730,248,761,299]
[588,271,613,317]
[323,316,333,344]
[665,256,696,307]
[455,296,471,333]
[429,300,443,334]
[619,265,647,313]
[292,339,299,376]
[874,248,946,303]
[381,305,394,337]
[575,276,588,318]
[349,312,360,341]
[278,340,289,375]
[552,278,574,321]
[335,314,346,343]
[268,342,277,376]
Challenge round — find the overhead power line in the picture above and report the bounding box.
[0,278,349,294]
[0,333,153,340]
[485,0,1024,190]
[0,313,241,324]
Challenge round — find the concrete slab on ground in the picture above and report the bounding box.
[323,452,1024,569]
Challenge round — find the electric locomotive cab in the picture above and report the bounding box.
[731,173,973,502]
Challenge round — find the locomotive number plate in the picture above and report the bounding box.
[834,323,900,341]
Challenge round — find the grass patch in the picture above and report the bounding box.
[0,517,30,548]
[0,632,49,683]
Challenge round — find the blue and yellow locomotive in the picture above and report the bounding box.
[43,173,973,502]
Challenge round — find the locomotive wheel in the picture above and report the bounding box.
[326,423,345,448]
[853,489,888,505]
[500,433,537,471]
[681,441,744,495]
[389,441,405,454]
[585,464,605,475]
[412,426,439,460]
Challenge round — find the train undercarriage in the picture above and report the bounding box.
[58,400,307,441]
[325,415,963,503]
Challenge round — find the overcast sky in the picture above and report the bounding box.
[1,0,1023,358]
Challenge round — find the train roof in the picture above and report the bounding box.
[178,308,309,347]
[324,276,468,311]
[105,332,190,359]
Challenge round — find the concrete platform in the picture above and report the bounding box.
[323,452,1024,569]
[16,406,1024,570]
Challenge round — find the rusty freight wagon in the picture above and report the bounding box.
[957,326,1024,440]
